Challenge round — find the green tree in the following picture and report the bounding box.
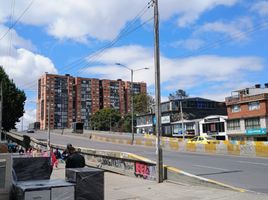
[0,67,26,131]
[121,113,131,132]
[91,108,121,131]
[133,93,154,115]
[168,89,188,100]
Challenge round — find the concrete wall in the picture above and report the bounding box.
[5,131,245,192]
[48,129,268,158]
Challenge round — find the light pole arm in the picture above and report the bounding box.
[115,62,149,145]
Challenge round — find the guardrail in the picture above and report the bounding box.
[4,131,245,192]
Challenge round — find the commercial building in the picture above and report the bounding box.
[136,97,227,138]
[225,84,268,141]
[37,73,146,130]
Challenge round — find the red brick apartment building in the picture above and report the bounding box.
[37,73,147,130]
[225,84,268,141]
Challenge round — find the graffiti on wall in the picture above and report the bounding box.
[93,156,135,171]
[85,154,156,180]
[98,157,134,170]
[134,161,156,180]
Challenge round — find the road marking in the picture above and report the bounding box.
[237,161,268,166]
[193,165,229,171]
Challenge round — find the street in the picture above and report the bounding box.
[23,131,268,194]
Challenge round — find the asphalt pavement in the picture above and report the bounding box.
[51,163,268,200]
[22,131,268,194]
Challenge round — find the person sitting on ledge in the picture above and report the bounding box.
[65,146,85,168]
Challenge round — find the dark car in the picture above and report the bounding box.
[27,129,35,133]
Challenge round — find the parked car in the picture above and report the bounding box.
[27,129,35,133]
[187,136,219,144]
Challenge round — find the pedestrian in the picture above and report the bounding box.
[62,143,72,160]
[51,150,58,168]
[54,148,62,160]
[65,146,85,168]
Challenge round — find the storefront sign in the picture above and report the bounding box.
[153,116,156,125]
[245,128,267,135]
[204,118,220,123]
[161,116,170,124]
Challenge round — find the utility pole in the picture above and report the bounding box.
[0,80,3,140]
[131,69,134,144]
[154,0,163,183]
[180,100,185,140]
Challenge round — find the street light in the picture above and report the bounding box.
[115,63,149,145]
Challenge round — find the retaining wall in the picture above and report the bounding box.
[52,129,268,158]
[4,131,245,192]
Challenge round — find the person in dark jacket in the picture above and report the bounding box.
[54,148,62,159]
[62,143,72,160]
[65,146,85,168]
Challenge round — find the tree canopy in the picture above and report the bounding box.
[168,89,188,100]
[91,93,154,132]
[91,108,121,131]
[133,93,154,115]
[0,66,26,131]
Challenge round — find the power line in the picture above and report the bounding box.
[0,0,35,41]
[20,1,153,90]
[176,19,268,59]
[75,16,154,76]
[59,1,153,75]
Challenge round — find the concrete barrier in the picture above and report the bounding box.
[5,131,246,192]
[53,130,268,158]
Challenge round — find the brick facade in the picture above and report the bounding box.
[37,73,147,130]
[225,86,268,141]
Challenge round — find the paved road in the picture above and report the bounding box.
[21,131,268,194]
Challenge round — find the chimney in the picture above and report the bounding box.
[255,84,261,88]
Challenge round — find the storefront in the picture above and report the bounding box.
[171,120,199,138]
[136,114,154,134]
[199,115,227,140]
[245,128,267,141]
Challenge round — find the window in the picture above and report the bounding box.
[231,105,240,113]
[227,119,240,130]
[245,117,260,129]
[202,122,225,133]
[248,101,260,111]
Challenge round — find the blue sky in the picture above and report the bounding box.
[0,0,268,129]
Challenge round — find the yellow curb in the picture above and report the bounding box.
[166,166,246,193]
[128,153,155,163]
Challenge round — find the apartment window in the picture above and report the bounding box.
[248,101,260,111]
[231,105,240,113]
[245,117,260,129]
[227,119,240,130]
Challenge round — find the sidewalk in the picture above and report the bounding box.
[51,163,268,200]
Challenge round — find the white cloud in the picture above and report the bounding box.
[16,108,36,131]
[0,26,58,90]
[2,49,57,89]
[0,25,35,55]
[195,81,257,102]
[160,0,238,27]
[197,17,253,41]
[171,39,204,50]
[251,1,268,16]
[82,45,264,96]
[0,0,239,42]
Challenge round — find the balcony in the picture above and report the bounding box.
[225,93,268,105]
